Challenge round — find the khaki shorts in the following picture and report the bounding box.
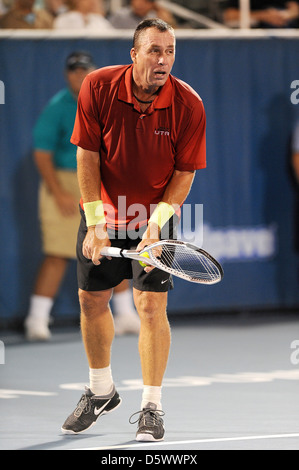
[39,170,81,259]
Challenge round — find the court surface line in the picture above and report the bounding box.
[73,433,299,450]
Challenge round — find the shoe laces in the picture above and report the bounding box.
[129,408,165,426]
[74,394,92,418]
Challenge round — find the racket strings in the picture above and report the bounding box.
[150,244,221,283]
[175,249,219,280]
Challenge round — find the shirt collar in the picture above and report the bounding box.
[118,64,173,109]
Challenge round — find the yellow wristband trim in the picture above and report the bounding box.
[149,202,175,229]
[83,200,106,227]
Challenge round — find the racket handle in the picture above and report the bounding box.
[100,246,122,258]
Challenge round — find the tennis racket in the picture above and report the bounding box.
[100,240,223,285]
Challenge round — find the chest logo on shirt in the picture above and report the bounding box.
[154,127,170,137]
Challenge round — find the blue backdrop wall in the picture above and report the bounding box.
[1,35,299,324]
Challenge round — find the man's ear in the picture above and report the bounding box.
[130,48,137,63]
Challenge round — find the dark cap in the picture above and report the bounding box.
[65,51,96,71]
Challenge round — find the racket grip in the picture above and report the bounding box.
[100,246,122,258]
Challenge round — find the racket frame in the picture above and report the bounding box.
[100,240,223,285]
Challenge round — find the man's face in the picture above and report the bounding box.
[131,28,176,91]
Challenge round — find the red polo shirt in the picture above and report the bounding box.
[71,64,206,230]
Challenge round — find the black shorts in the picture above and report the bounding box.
[77,207,178,293]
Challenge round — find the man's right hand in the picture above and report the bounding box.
[82,224,111,265]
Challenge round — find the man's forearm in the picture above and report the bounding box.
[161,169,195,208]
[77,147,110,260]
[144,169,195,240]
[76,146,101,203]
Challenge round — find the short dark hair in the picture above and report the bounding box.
[133,18,175,49]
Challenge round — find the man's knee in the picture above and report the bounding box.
[79,289,112,319]
[134,290,168,324]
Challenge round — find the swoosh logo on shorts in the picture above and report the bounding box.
[161,279,168,284]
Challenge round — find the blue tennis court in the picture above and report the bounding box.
[1,314,298,451]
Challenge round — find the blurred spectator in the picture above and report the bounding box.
[24,51,95,340]
[223,0,299,28]
[44,0,68,17]
[109,0,176,29]
[0,0,13,15]
[53,0,113,29]
[0,0,53,28]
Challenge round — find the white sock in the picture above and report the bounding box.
[141,385,162,410]
[89,366,114,396]
[27,295,53,321]
[112,289,136,317]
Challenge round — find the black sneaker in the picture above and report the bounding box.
[129,402,165,442]
[61,385,121,434]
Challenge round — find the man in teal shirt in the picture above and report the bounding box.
[34,87,79,170]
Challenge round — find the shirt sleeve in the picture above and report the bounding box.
[33,101,61,152]
[174,99,206,171]
[71,75,102,152]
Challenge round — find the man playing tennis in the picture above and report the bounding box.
[62,18,206,441]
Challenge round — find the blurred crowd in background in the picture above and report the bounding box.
[0,0,299,30]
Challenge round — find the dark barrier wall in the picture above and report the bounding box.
[1,35,299,323]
